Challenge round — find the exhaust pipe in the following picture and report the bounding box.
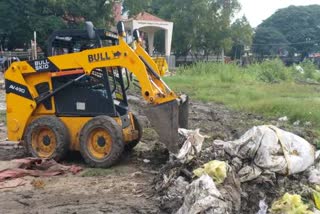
[145,95,189,153]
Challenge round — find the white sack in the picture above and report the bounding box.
[214,125,315,180]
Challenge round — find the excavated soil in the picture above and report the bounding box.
[0,90,317,213]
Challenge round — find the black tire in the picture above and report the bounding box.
[125,114,143,151]
[24,116,69,161]
[79,116,124,168]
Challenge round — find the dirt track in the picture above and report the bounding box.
[0,158,160,214]
[0,91,316,213]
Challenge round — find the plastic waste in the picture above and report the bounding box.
[270,193,313,214]
[309,168,320,185]
[213,125,315,182]
[176,174,229,214]
[278,116,288,122]
[313,190,320,210]
[193,160,227,184]
[160,176,189,211]
[256,199,268,214]
[175,128,208,163]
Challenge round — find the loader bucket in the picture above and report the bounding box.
[145,95,189,153]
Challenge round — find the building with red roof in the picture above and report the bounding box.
[123,12,173,57]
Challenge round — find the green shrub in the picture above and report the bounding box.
[256,59,292,83]
[300,60,319,80]
[176,62,254,83]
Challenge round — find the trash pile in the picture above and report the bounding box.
[156,125,320,213]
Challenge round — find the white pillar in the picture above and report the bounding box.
[165,23,173,57]
[147,31,155,56]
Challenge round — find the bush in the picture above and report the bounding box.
[176,62,252,83]
[255,59,292,83]
[300,60,320,81]
[301,60,316,79]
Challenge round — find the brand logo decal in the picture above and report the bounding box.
[34,59,50,70]
[5,79,33,100]
[88,51,122,63]
[9,84,26,94]
[27,58,58,72]
[88,52,110,63]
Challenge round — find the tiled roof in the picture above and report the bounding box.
[133,12,167,22]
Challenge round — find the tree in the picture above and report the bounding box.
[253,5,320,57]
[0,0,115,50]
[230,16,253,59]
[150,0,241,58]
[253,27,289,57]
[123,0,152,16]
[123,0,243,58]
[125,0,246,58]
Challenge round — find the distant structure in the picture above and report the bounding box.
[123,12,173,58]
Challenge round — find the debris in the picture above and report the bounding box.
[313,189,320,210]
[0,158,82,182]
[143,159,150,163]
[218,167,242,212]
[193,160,227,184]
[160,176,189,212]
[309,167,320,185]
[213,125,315,182]
[175,128,208,163]
[270,193,313,214]
[0,178,27,189]
[176,174,229,214]
[68,165,83,174]
[256,199,268,214]
[157,125,318,213]
[278,116,288,122]
[31,178,45,189]
[295,65,304,73]
[237,165,262,183]
[130,171,143,178]
[305,121,312,127]
[293,120,301,126]
[181,168,193,180]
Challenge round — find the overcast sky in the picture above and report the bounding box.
[237,0,320,27]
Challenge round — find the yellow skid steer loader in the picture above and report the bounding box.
[4,22,188,167]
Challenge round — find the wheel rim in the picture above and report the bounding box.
[31,127,57,158]
[87,128,112,160]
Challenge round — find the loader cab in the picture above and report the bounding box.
[46,29,131,118]
[46,29,118,56]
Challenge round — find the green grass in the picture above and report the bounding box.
[165,60,320,130]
